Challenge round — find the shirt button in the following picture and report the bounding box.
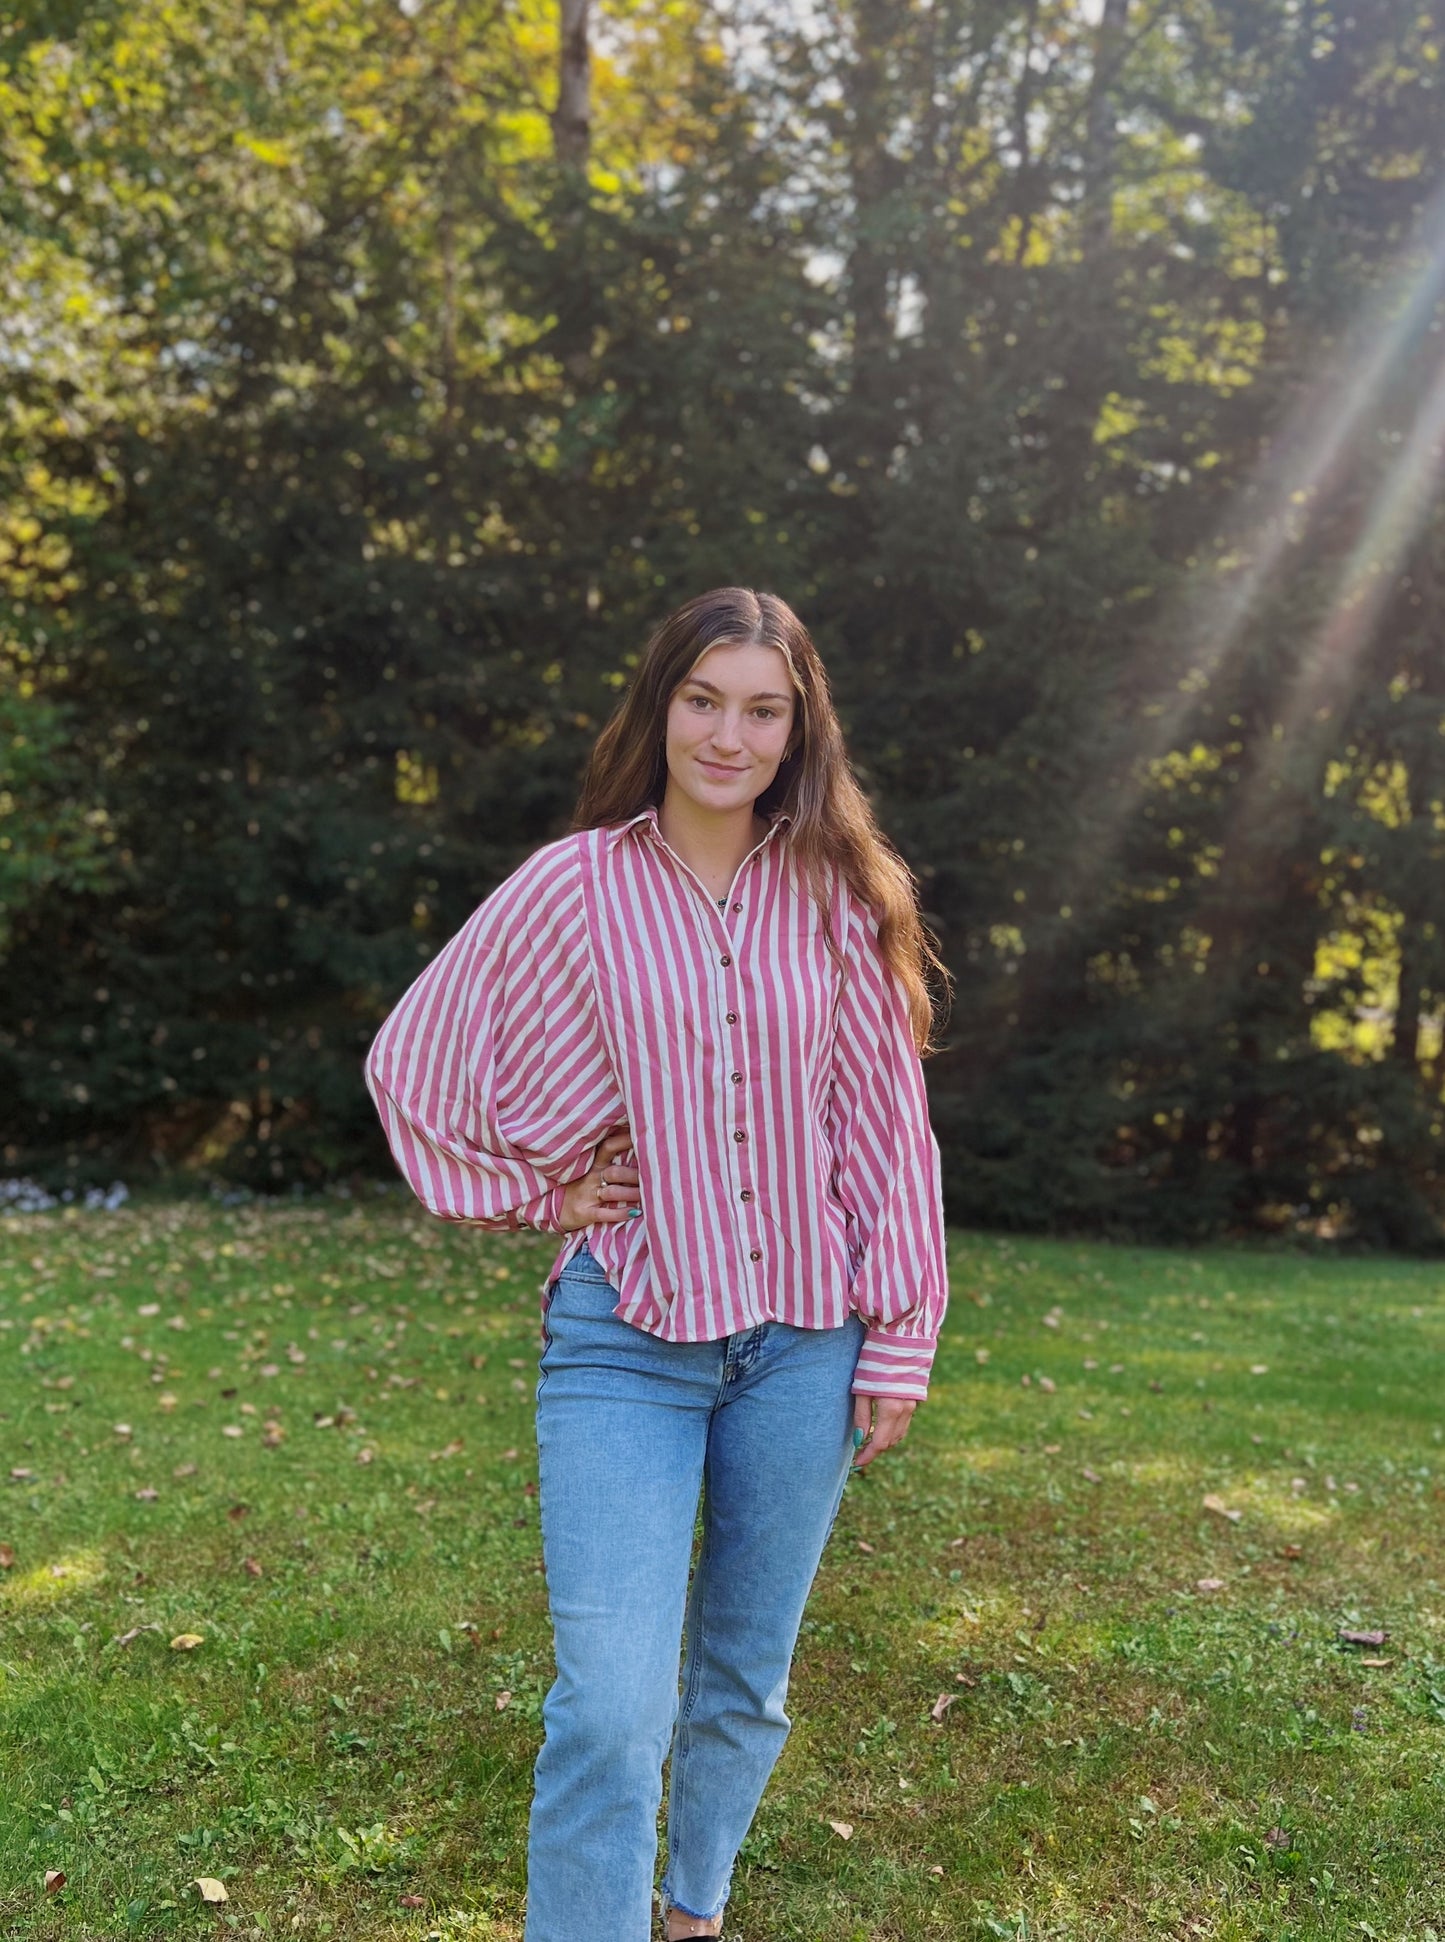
[719,953,732,967]
[739,1189,753,1202]
[725,1012,737,1024]
[731,1071,743,1084]
[749,1249,762,1262]
[731,901,743,913]
[733,1129,746,1143]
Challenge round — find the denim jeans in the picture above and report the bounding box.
[523,1241,863,1941]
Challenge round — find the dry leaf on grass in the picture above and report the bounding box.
[1038,1376,1057,1394]
[429,1439,464,1462]
[115,1624,161,1647]
[170,1633,204,1651]
[1360,1657,1393,1668]
[1081,1467,1101,1484]
[399,1895,425,1909]
[495,1690,512,1711]
[855,1540,875,1554]
[242,1558,263,1578]
[929,1693,956,1723]
[44,1870,65,1892]
[1339,1628,1389,1648]
[828,1820,854,1840]
[1196,1577,1226,1594]
[194,1878,228,1903]
[0,1544,14,1569]
[1202,1493,1242,1523]
[134,1487,159,1502]
[1279,1544,1303,1560]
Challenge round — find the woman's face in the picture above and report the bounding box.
[663,641,798,819]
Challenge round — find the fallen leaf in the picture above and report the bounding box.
[169,1633,205,1651]
[1038,1376,1057,1394]
[242,1557,263,1578]
[226,1503,251,1522]
[828,1820,854,1840]
[1043,1443,1061,1455]
[1264,1827,1291,1852]
[356,1447,376,1465]
[929,1692,956,1722]
[399,1894,426,1909]
[856,1539,875,1554]
[1279,1543,1303,1560]
[313,1414,335,1430]
[173,1462,198,1479]
[194,1877,228,1903]
[10,1467,34,1482]
[135,1487,159,1502]
[429,1439,465,1461]
[44,1869,66,1892]
[221,1424,243,1439]
[1202,1493,1242,1523]
[1339,1628,1388,1648]
[1081,1467,1101,1484]
[1196,1577,1226,1593]
[1360,1657,1393,1668]
[1042,1314,1059,1330]
[1250,1364,1268,1376]
[1019,1373,1032,1388]
[137,1303,160,1317]
[974,1347,990,1364]
[115,1624,161,1647]
[495,1690,512,1711]
[0,1544,13,1568]
[261,1425,285,1448]
[930,1863,944,1875]
[156,1393,178,1411]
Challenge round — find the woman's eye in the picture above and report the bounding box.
[755,708,776,721]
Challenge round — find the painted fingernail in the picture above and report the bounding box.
[627,1207,643,1219]
[852,1427,865,1450]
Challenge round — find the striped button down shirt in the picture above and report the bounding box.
[364,804,947,1399]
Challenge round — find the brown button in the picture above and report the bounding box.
[731,902,743,912]
[749,1249,762,1262]
[731,1072,743,1084]
[725,1012,737,1024]
[719,953,732,967]
[733,1129,746,1143]
[739,1189,752,1202]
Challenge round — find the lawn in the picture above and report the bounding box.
[1,1197,1442,1941]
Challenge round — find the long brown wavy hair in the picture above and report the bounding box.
[571,587,951,1054]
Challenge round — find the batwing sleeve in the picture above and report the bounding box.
[364,838,621,1232]
[827,891,948,1401]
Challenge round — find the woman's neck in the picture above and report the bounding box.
[657,788,769,897]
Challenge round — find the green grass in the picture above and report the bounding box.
[1,1199,1443,1941]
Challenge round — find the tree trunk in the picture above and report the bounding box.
[1392,925,1422,1075]
[552,0,591,168]
[1048,0,1131,509]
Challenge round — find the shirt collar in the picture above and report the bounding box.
[603,802,794,851]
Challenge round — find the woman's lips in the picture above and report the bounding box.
[697,759,746,777]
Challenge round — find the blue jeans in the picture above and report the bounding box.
[524,1242,863,1941]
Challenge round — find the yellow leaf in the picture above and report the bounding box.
[169,1632,204,1651]
[828,1819,854,1840]
[194,1877,228,1903]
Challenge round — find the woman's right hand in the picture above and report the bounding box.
[557,1127,641,1232]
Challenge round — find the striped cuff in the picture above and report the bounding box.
[511,1182,569,1233]
[851,1328,937,1402]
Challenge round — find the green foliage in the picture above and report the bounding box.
[1,1,1444,1243]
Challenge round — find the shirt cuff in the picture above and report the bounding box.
[510,1182,569,1233]
[851,1327,937,1402]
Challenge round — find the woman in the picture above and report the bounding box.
[366,587,949,1942]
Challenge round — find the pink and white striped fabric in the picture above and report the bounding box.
[364,804,947,1399]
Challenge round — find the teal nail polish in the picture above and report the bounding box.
[852,1427,865,1450]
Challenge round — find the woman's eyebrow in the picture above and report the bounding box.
[684,677,794,704]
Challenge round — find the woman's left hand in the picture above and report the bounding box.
[851,1395,916,1470]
